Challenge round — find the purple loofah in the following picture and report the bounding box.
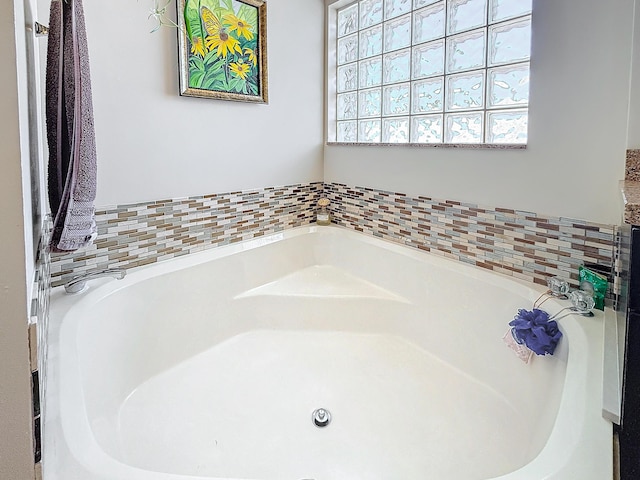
[509,308,562,356]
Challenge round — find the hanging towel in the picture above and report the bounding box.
[46,0,97,252]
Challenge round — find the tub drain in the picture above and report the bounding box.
[312,408,331,427]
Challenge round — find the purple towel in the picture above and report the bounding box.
[46,0,97,252]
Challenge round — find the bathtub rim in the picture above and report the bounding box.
[44,225,613,480]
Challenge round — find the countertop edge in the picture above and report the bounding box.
[621,179,640,225]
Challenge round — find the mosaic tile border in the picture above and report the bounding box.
[49,182,324,287]
[28,220,51,470]
[324,183,617,294]
[48,180,618,298]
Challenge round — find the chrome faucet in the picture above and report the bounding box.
[64,268,126,294]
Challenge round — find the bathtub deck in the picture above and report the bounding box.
[117,330,527,480]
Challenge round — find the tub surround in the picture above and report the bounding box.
[42,181,619,479]
[49,182,323,287]
[49,181,617,294]
[25,223,51,478]
[325,183,615,291]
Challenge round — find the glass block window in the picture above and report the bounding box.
[330,0,532,144]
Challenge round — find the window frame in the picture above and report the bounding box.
[325,0,531,148]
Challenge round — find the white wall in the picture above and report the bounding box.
[325,0,635,225]
[0,0,37,477]
[37,0,325,207]
[34,0,634,223]
[628,1,640,148]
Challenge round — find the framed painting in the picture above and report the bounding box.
[177,0,268,103]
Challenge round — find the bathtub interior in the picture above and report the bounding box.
[62,228,572,480]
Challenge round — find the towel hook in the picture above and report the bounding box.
[34,22,49,37]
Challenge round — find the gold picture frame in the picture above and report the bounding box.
[177,0,268,103]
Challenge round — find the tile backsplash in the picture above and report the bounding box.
[48,181,617,295]
[28,220,51,472]
[324,183,616,292]
[50,182,323,287]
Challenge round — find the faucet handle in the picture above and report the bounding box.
[547,276,570,297]
[568,289,595,316]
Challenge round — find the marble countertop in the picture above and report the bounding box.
[623,150,640,225]
[622,180,640,225]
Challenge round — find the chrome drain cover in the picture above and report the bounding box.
[312,408,331,427]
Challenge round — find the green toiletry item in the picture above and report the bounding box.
[578,266,608,311]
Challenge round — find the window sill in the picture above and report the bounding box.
[326,142,527,149]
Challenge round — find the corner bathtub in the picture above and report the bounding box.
[44,226,612,480]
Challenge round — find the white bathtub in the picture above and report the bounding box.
[44,225,612,480]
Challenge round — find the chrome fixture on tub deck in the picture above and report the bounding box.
[568,289,596,317]
[64,268,126,294]
[547,276,570,298]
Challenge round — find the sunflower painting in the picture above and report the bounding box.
[177,0,268,103]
